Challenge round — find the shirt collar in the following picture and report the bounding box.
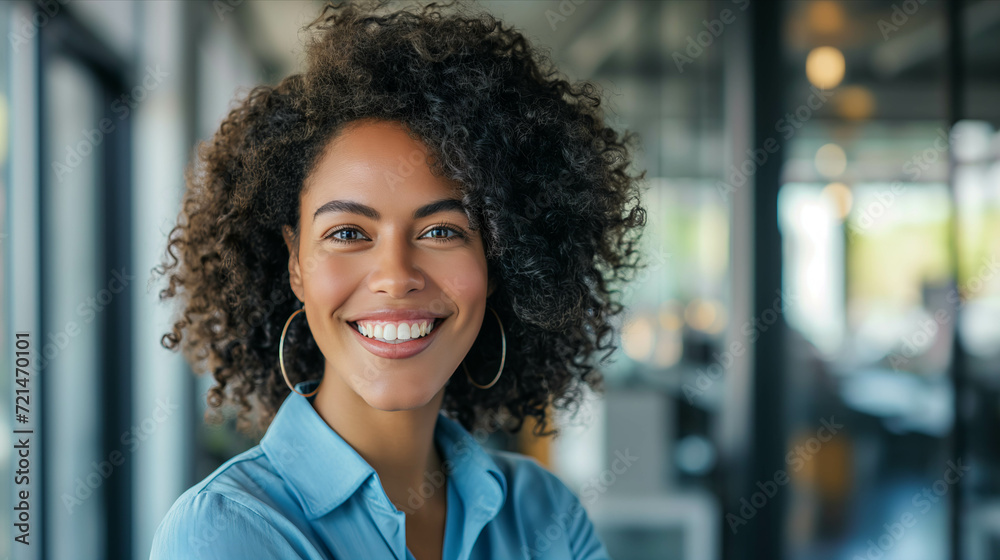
[260,380,508,522]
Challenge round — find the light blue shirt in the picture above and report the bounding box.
[150,380,611,559]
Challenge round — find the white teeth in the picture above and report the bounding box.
[354,319,437,343]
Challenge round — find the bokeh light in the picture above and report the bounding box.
[684,299,727,335]
[821,182,853,220]
[815,142,847,178]
[621,315,655,362]
[806,46,845,89]
[807,1,846,35]
[835,85,876,120]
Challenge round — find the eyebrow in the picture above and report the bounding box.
[312,197,467,221]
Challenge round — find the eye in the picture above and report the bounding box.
[324,223,467,245]
[324,226,369,244]
[422,224,467,243]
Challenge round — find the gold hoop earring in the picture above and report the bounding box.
[462,305,506,389]
[279,306,320,397]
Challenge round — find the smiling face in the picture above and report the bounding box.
[283,119,494,411]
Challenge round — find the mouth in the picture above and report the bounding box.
[346,317,446,359]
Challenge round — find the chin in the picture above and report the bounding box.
[356,378,444,412]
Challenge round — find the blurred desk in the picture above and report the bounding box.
[589,491,719,560]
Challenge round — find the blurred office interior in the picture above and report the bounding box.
[1,1,999,559]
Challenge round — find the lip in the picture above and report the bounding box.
[345,309,447,322]
[347,317,445,359]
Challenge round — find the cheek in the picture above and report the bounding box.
[436,253,489,313]
[301,253,357,317]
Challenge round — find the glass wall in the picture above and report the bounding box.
[1,1,997,559]
[775,1,999,559]
[42,51,106,560]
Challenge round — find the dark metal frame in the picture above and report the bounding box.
[39,9,133,560]
[745,2,789,558]
[946,2,967,559]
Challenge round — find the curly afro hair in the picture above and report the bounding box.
[154,0,648,439]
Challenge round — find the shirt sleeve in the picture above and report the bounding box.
[524,457,612,560]
[559,485,612,560]
[149,490,305,560]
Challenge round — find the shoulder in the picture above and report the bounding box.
[149,446,302,560]
[485,449,612,560]
[150,489,273,559]
[161,445,278,510]
[486,448,579,504]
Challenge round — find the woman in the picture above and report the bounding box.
[149,1,647,558]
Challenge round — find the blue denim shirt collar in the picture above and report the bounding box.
[260,380,508,529]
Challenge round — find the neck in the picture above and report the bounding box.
[309,363,448,515]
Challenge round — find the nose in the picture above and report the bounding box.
[367,232,425,297]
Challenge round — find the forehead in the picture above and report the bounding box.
[301,120,460,217]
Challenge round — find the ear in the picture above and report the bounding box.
[486,276,497,298]
[282,225,305,303]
